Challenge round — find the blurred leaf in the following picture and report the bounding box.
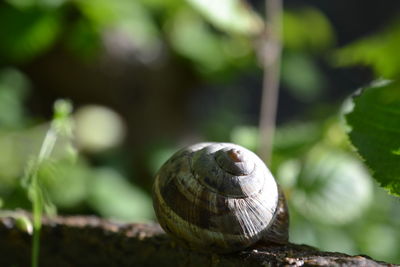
[147,147,176,175]
[0,133,23,192]
[0,5,62,62]
[274,121,321,155]
[0,68,30,128]
[6,0,66,9]
[201,109,241,140]
[138,0,187,20]
[167,8,254,76]
[276,159,301,188]
[66,19,102,60]
[292,146,373,225]
[6,0,36,8]
[39,160,90,208]
[344,80,400,196]
[167,9,226,74]
[315,227,356,254]
[289,215,318,246]
[76,0,160,57]
[186,0,263,36]
[321,118,351,149]
[15,124,69,166]
[334,21,400,78]
[283,7,335,52]
[359,225,399,261]
[0,122,76,184]
[230,125,259,152]
[231,122,321,171]
[281,52,326,102]
[88,168,154,221]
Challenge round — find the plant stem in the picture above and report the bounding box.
[31,129,57,267]
[258,0,283,164]
[31,176,42,267]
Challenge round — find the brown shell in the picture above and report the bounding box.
[152,142,289,253]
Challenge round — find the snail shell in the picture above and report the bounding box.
[152,142,289,253]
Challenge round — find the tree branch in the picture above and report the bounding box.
[0,212,394,266]
[258,0,283,164]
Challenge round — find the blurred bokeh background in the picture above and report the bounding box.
[0,0,399,263]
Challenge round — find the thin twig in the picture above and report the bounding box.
[258,0,283,164]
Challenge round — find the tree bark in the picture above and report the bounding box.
[0,212,396,267]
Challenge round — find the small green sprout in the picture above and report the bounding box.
[21,99,75,267]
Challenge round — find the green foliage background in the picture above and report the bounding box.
[0,0,399,264]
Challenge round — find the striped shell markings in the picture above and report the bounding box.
[152,143,289,253]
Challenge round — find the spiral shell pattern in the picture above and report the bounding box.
[152,142,287,253]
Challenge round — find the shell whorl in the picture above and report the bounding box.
[191,143,265,198]
[152,142,287,253]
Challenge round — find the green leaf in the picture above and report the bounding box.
[0,5,62,62]
[281,52,326,102]
[345,80,400,196]
[167,8,254,77]
[39,160,89,209]
[283,7,335,52]
[230,125,259,152]
[333,21,400,78]
[289,145,373,225]
[186,0,263,36]
[6,0,67,9]
[88,168,154,221]
[167,9,226,73]
[66,19,102,60]
[76,0,160,57]
[0,68,30,127]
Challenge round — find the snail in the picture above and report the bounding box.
[152,142,289,253]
